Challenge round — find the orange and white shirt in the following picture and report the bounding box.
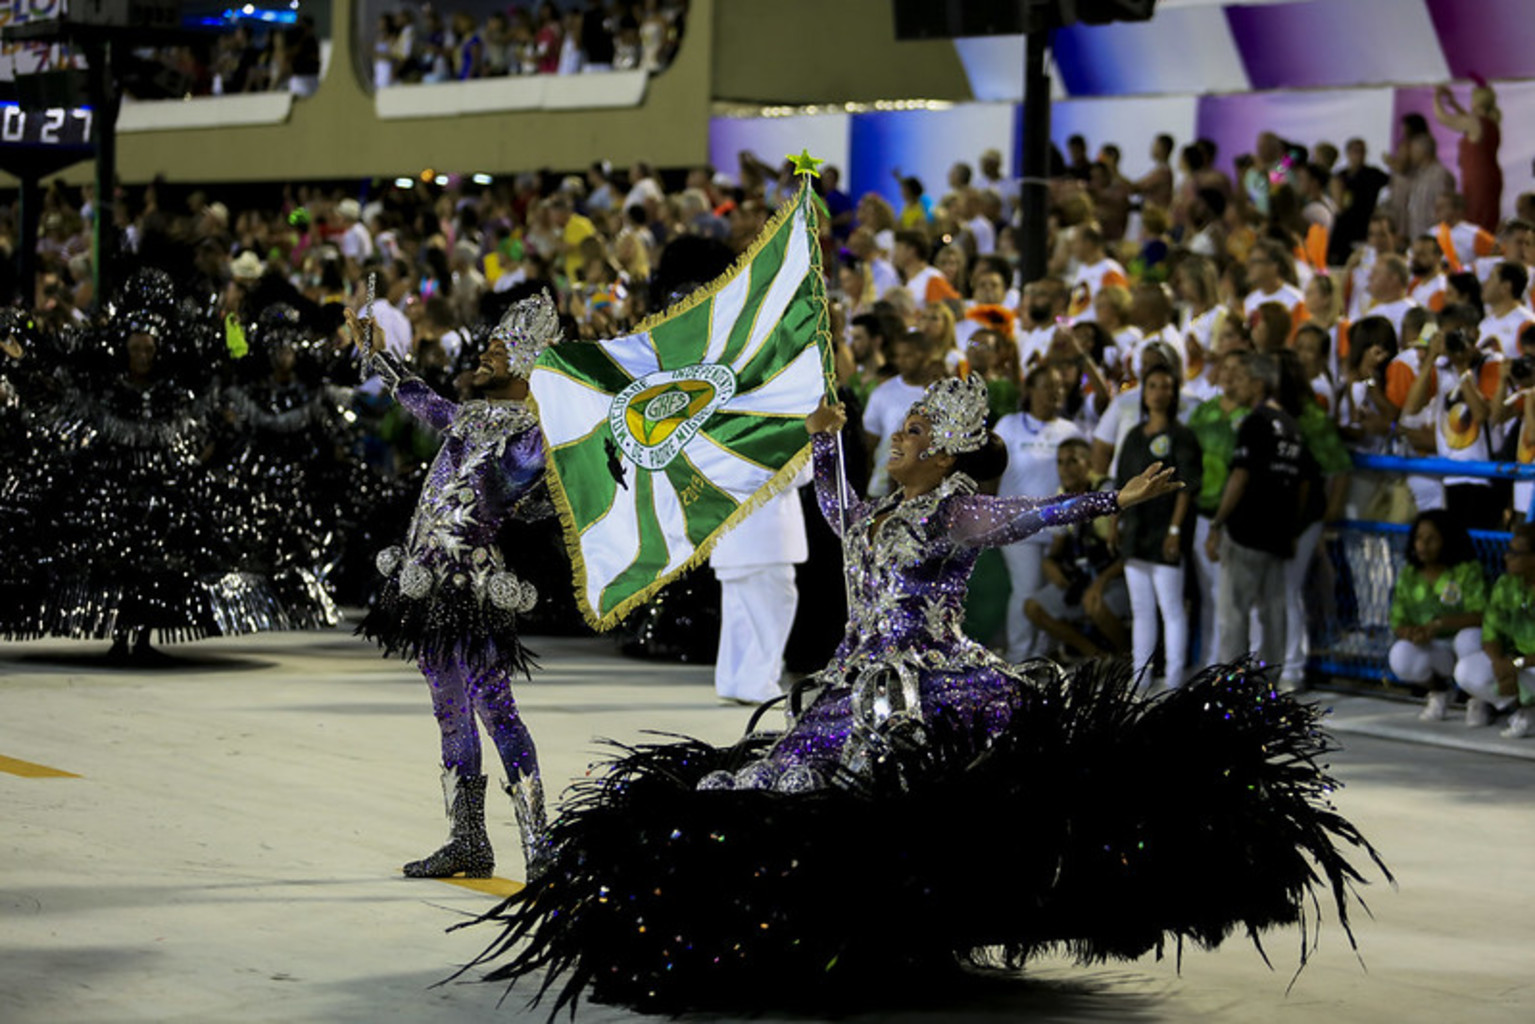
[1472,257,1535,309]
[1478,304,1535,359]
[1430,354,1503,485]
[1243,283,1309,336]
[902,265,961,311]
[1067,257,1129,321]
[1363,296,1417,340]
[1345,248,1378,320]
[1436,219,1496,274]
[1409,274,1447,313]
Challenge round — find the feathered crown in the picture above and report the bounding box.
[491,289,561,378]
[909,374,988,456]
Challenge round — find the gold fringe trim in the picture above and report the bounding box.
[533,179,835,632]
[631,180,815,337]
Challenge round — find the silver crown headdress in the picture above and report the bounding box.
[909,374,989,456]
[491,290,562,378]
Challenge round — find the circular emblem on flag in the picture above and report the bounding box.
[608,363,739,470]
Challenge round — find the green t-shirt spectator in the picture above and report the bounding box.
[1483,573,1535,656]
[1389,561,1486,632]
[1297,402,1352,475]
[1188,397,1243,517]
[985,377,1020,426]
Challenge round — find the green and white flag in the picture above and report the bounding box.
[530,182,832,630]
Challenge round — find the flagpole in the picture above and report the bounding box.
[789,158,858,616]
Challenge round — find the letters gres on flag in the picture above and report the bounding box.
[530,181,832,630]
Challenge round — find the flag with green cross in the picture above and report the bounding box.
[529,178,833,630]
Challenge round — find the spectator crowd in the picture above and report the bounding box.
[371,0,689,87]
[4,74,1534,736]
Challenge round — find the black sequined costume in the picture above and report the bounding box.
[27,271,288,649]
[216,304,347,630]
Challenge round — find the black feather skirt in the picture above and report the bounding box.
[458,659,1390,1016]
[358,574,536,678]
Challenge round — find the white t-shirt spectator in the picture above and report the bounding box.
[869,256,902,299]
[1364,296,1417,340]
[1243,282,1307,323]
[966,215,996,255]
[994,412,1083,545]
[1347,249,1377,320]
[1068,258,1129,321]
[340,221,374,263]
[1478,305,1535,359]
[1017,325,1056,370]
[623,176,664,211]
[862,376,929,496]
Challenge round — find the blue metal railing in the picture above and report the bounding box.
[1307,451,1523,682]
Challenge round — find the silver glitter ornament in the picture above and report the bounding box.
[376,546,404,576]
[732,762,777,790]
[908,374,988,456]
[697,770,736,791]
[774,764,822,793]
[398,560,434,599]
[515,579,539,613]
[490,290,562,378]
[487,571,524,611]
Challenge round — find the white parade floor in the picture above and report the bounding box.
[3,629,1532,1023]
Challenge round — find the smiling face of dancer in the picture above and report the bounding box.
[886,413,954,499]
[473,336,530,400]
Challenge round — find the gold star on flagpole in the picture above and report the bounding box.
[786,149,825,178]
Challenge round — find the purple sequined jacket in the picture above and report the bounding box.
[375,359,545,608]
[810,432,1120,679]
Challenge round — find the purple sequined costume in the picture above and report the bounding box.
[718,432,1120,790]
[358,353,551,876]
[467,435,1388,1016]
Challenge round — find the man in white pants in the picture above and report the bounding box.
[709,477,809,704]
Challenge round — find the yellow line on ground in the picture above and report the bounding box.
[0,755,81,778]
[433,876,526,897]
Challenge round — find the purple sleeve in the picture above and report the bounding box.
[812,431,870,537]
[944,489,1122,549]
[499,426,546,501]
[394,377,458,432]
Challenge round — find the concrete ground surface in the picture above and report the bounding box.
[3,628,1532,1024]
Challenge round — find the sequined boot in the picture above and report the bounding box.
[504,773,553,881]
[403,769,493,878]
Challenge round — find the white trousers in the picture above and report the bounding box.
[1192,517,1221,668]
[1125,558,1188,688]
[1000,541,1047,661]
[713,564,799,702]
[1281,520,1324,682]
[1453,652,1530,710]
[1387,627,1483,684]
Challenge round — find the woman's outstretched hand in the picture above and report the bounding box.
[806,395,847,435]
[1116,461,1182,509]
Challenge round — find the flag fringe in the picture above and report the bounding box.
[534,432,814,632]
[534,176,833,632]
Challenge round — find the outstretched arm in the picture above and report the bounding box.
[946,462,1181,548]
[344,307,456,431]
